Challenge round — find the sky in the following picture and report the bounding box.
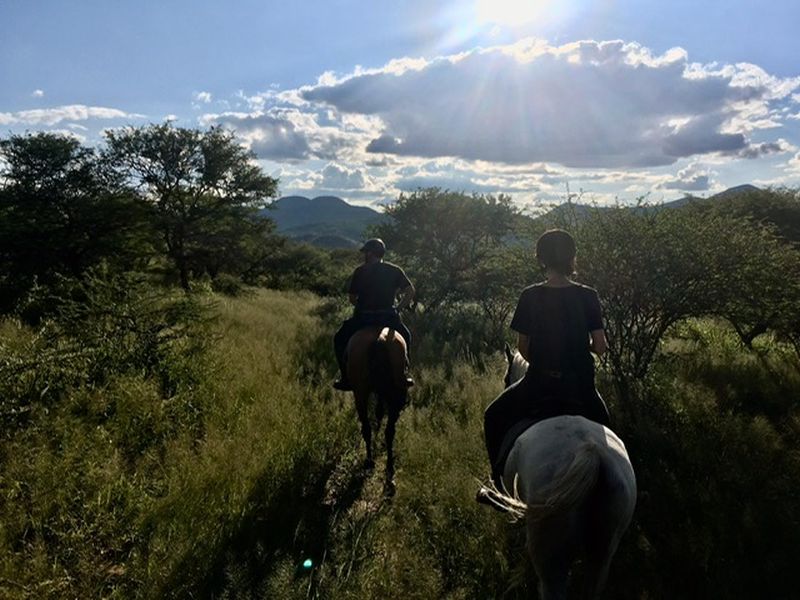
[2,0,800,208]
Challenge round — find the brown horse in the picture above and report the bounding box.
[345,326,409,492]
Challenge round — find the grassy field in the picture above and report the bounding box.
[2,290,799,599]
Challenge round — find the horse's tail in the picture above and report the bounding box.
[527,441,601,521]
[369,337,392,393]
[487,441,602,522]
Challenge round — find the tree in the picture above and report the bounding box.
[572,202,800,400]
[0,132,150,313]
[374,188,519,310]
[104,124,278,289]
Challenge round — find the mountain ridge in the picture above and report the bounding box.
[268,185,762,248]
[265,195,387,248]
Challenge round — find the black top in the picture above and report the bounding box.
[510,282,603,376]
[349,261,412,312]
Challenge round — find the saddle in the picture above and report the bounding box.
[494,418,538,481]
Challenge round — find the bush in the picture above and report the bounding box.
[0,267,212,436]
[211,272,248,297]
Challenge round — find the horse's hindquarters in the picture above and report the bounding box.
[503,416,637,599]
[345,327,409,489]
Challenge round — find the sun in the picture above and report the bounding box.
[475,0,550,26]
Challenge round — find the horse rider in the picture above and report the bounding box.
[333,238,415,391]
[478,229,611,503]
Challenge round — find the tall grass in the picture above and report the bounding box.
[0,290,356,598]
[2,291,799,598]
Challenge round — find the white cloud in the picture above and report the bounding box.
[659,163,715,191]
[42,128,87,143]
[31,89,44,98]
[193,91,212,104]
[302,38,798,169]
[0,104,143,126]
[201,104,377,163]
[786,152,800,175]
[321,162,369,189]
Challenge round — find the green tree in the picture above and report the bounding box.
[0,132,150,313]
[104,124,278,289]
[374,188,519,310]
[573,202,800,399]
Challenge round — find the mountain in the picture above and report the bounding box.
[265,195,388,248]
[661,184,760,210]
[540,184,762,223]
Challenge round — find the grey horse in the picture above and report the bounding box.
[490,347,637,600]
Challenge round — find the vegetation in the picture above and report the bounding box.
[1,129,799,598]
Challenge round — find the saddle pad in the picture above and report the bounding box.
[495,418,538,478]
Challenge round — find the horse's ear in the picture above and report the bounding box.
[504,342,513,362]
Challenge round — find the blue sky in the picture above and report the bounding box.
[2,0,799,206]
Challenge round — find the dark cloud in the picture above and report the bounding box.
[303,40,778,168]
[366,134,402,153]
[737,141,787,159]
[662,115,746,157]
[205,112,312,161]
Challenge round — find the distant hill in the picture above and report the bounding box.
[265,195,387,248]
[540,184,762,223]
[661,184,760,210]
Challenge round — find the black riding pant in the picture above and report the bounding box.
[484,371,610,480]
[334,311,411,378]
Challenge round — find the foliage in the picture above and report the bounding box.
[104,123,279,289]
[374,188,520,311]
[1,291,800,599]
[713,185,800,245]
[541,201,800,400]
[0,132,153,313]
[0,266,211,436]
[254,240,355,296]
[0,290,353,599]
[373,188,531,360]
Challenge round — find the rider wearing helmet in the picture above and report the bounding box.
[333,238,415,391]
[478,229,611,502]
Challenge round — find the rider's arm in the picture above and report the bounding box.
[517,333,530,362]
[396,284,415,311]
[590,329,607,356]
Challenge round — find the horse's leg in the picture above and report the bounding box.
[354,390,374,469]
[375,395,385,431]
[383,394,402,496]
[580,464,635,599]
[579,518,624,599]
[528,519,571,600]
[579,554,614,600]
[535,563,569,600]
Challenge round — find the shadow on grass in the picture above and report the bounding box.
[191,450,372,599]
